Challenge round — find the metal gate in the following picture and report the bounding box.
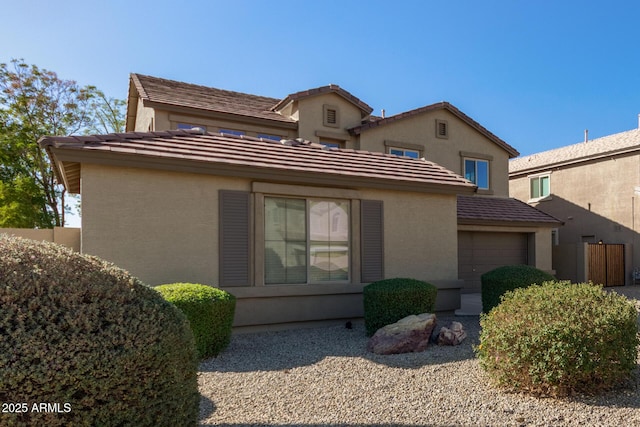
[588,243,625,287]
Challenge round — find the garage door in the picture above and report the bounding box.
[458,231,529,293]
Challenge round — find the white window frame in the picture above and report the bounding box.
[264,196,350,285]
[529,172,551,201]
[464,158,490,190]
[389,147,420,159]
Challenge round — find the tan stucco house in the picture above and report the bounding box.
[510,127,640,286]
[41,74,559,328]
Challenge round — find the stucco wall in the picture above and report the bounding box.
[81,163,462,326]
[295,92,361,147]
[133,98,156,132]
[359,109,511,197]
[510,153,640,283]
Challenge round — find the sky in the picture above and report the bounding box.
[3,0,640,226]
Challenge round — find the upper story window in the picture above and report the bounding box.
[530,174,550,200]
[389,148,420,159]
[320,140,343,149]
[464,158,489,190]
[436,119,449,139]
[258,134,282,141]
[264,197,349,284]
[323,105,340,128]
[219,129,245,136]
[177,123,207,131]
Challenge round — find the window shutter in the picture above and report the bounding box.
[219,190,250,286]
[361,200,384,282]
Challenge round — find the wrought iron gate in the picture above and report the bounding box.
[588,243,625,287]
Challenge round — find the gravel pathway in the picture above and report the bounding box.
[198,288,640,427]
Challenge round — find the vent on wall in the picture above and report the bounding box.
[436,119,448,139]
[323,105,339,128]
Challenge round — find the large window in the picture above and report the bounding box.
[464,158,489,190]
[530,174,550,199]
[264,197,349,284]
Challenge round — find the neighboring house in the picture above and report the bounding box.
[41,75,560,328]
[509,127,640,286]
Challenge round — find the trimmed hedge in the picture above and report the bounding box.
[155,283,236,359]
[0,235,199,427]
[477,281,639,397]
[363,278,438,336]
[481,265,554,313]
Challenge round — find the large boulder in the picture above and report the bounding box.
[367,313,437,355]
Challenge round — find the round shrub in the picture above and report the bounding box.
[363,278,437,336]
[0,235,199,426]
[477,281,639,397]
[481,264,555,313]
[155,283,236,359]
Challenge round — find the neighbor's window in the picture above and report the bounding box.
[464,159,489,189]
[530,174,550,199]
[219,129,245,136]
[389,148,420,159]
[320,140,343,149]
[264,197,349,284]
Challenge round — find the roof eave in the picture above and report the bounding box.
[43,145,476,196]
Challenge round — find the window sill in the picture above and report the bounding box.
[528,195,553,204]
[224,283,366,298]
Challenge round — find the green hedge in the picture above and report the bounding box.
[0,235,199,426]
[155,283,236,359]
[477,281,639,397]
[481,265,554,313]
[363,278,437,336]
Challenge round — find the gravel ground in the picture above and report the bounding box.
[198,288,640,427]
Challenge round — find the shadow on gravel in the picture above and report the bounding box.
[199,315,481,373]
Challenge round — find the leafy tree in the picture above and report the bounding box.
[0,59,125,228]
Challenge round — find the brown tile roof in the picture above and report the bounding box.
[350,102,520,158]
[509,127,640,176]
[130,74,295,124]
[40,129,477,195]
[457,195,562,226]
[272,84,373,115]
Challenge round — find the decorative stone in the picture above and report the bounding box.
[367,313,437,355]
[437,321,467,346]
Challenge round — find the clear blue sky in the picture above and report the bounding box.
[4,0,640,157]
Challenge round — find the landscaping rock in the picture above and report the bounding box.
[437,321,467,346]
[367,313,437,355]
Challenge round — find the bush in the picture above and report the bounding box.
[363,278,437,336]
[477,281,639,397]
[0,235,199,426]
[481,265,554,313]
[155,283,236,359]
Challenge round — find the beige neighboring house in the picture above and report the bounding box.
[510,127,640,286]
[41,74,559,328]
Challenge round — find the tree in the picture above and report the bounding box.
[0,59,125,228]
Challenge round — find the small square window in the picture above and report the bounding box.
[530,174,550,199]
[436,119,448,139]
[258,134,282,141]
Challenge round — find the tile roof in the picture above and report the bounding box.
[457,195,562,225]
[509,127,640,176]
[350,102,520,158]
[130,74,295,124]
[271,84,373,115]
[40,129,477,195]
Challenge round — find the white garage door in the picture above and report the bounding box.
[458,231,529,293]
